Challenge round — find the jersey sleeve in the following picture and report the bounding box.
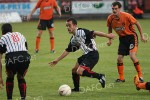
[35,0,43,8]
[128,14,137,24]
[53,0,58,8]
[65,37,80,52]
[107,15,112,27]
[0,38,7,54]
[21,34,28,50]
[83,29,94,38]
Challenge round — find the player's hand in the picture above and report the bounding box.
[27,14,31,21]
[59,14,62,18]
[0,78,4,89]
[108,33,116,39]
[49,60,58,67]
[107,39,112,46]
[141,35,147,43]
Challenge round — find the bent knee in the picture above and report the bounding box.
[76,67,85,75]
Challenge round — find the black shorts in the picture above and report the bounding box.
[118,34,138,55]
[37,18,54,30]
[78,50,99,70]
[5,51,30,77]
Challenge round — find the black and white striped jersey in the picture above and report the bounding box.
[0,32,28,54]
[66,28,97,54]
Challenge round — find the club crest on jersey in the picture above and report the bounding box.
[129,44,134,49]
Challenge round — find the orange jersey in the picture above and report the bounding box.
[36,0,58,20]
[107,12,137,37]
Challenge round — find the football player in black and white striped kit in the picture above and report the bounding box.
[0,23,30,100]
[50,18,115,91]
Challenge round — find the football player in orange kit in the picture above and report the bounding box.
[134,75,150,91]
[107,1,147,82]
[27,0,61,53]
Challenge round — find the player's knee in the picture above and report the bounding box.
[129,56,137,62]
[117,57,123,63]
[37,32,42,37]
[18,79,26,84]
[72,68,77,73]
[76,68,84,75]
[17,74,24,80]
[6,77,14,82]
[76,70,81,75]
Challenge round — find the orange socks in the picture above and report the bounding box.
[134,61,142,77]
[117,63,124,80]
[137,82,146,89]
[35,37,55,51]
[35,37,41,50]
[50,37,55,51]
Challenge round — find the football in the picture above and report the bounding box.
[58,84,71,96]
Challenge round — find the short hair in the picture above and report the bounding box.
[66,17,77,25]
[112,1,122,8]
[1,23,12,35]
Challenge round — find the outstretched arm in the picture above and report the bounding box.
[49,50,69,67]
[93,31,115,39]
[135,21,147,43]
[0,54,4,89]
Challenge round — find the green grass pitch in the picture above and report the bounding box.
[0,19,150,100]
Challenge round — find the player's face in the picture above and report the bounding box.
[112,5,121,15]
[66,21,77,34]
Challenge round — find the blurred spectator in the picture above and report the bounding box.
[128,0,144,19]
[61,1,71,14]
[133,6,144,19]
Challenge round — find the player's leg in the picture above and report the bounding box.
[35,30,43,53]
[16,52,30,100]
[5,68,15,100]
[17,74,27,100]
[48,29,55,53]
[35,19,46,53]
[134,75,150,90]
[17,60,30,100]
[116,36,128,82]
[76,51,105,88]
[47,18,55,53]
[116,55,125,82]
[129,34,143,82]
[72,62,80,92]
[77,66,105,88]
[130,52,143,81]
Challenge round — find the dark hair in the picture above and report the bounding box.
[112,1,122,8]
[66,17,77,25]
[1,23,12,35]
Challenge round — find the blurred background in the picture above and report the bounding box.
[0,0,150,23]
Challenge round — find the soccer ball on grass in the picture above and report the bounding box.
[58,84,71,96]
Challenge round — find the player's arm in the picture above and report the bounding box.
[54,5,62,17]
[134,21,147,43]
[107,26,113,46]
[93,31,115,39]
[0,53,4,88]
[27,7,37,21]
[49,50,69,67]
